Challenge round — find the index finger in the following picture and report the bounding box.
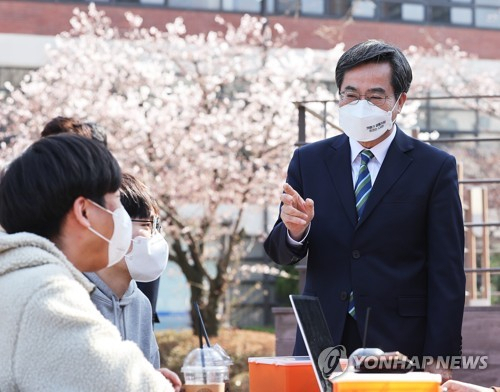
[283,183,306,208]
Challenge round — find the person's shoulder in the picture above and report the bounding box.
[296,133,348,155]
[0,232,94,293]
[0,232,58,267]
[0,257,77,326]
[128,280,154,308]
[123,281,155,327]
[2,260,96,341]
[25,263,92,305]
[396,129,454,161]
[1,250,81,297]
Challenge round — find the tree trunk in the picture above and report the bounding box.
[205,279,224,336]
[190,277,224,338]
[189,275,205,340]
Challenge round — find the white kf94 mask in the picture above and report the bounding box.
[339,97,400,142]
[125,232,169,282]
[87,200,133,267]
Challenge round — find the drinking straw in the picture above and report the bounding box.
[195,302,209,384]
[194,302,211,347]
[362,307,371,348]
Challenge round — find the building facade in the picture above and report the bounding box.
[1,0,500,58]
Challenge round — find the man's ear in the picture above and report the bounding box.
[397,92,407,113]
[72,196,91,228]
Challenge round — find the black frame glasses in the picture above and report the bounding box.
[131,216,162,233]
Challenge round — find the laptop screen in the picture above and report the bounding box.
[290,294,339,392]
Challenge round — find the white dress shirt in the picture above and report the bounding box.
[287,126,397,246]
[349,124,397,187]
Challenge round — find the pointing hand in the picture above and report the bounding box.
[280,183,314,241]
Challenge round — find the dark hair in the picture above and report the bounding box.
[83,122,108,147]
[0,134,121,239]
[120,173,159,219]
[335,40,412,97]
[41,116,108,147]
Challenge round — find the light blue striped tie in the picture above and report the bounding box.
[348,149,374,320]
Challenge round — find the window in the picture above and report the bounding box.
[381,2,402,21]
[169,0,220,10]
[326,0,350,17]
[265,0,275,13]
[476,7,500,29]
[451,7,472,25]
[352,0,375,18]
[302,0,324,15]
[275,0,300,15]
[476,0,499,5]
[429,109,476,132]
[402,4,424,22]
[222,0,260,12]
[479,114,500,133]
[430,6,451,23]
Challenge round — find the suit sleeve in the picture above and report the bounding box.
[264,148,309,266]
[14,277,174,392]
[423,155,466,357]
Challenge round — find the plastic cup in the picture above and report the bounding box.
[181,346,232,392]
[183,384,224,392]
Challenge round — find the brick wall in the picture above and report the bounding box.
[1,1,500,59]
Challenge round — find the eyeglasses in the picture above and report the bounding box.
[339,91,390,108]
[131,216,162,234]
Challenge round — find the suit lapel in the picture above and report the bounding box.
[324,135,357,227]
[357,128,415,227]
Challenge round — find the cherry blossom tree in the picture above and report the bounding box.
[0,4,341,335]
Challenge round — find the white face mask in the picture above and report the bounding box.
[125,232,169,282]
[87,200,133,267]
[339,97,400,142]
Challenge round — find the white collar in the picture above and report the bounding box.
[350,124,397,164]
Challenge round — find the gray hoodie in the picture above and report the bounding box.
[85,272,160,368]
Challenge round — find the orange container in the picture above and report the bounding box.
[331,372,441,392]
[248,356,320,392]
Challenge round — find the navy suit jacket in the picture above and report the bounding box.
[264,128,465,358]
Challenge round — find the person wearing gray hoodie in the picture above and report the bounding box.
[85,271,161,366]
[84,173,181,390]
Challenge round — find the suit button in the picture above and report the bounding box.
[340,291,348,301]
[352,250,361,259]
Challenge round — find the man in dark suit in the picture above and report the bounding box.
[264,40,465,381]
